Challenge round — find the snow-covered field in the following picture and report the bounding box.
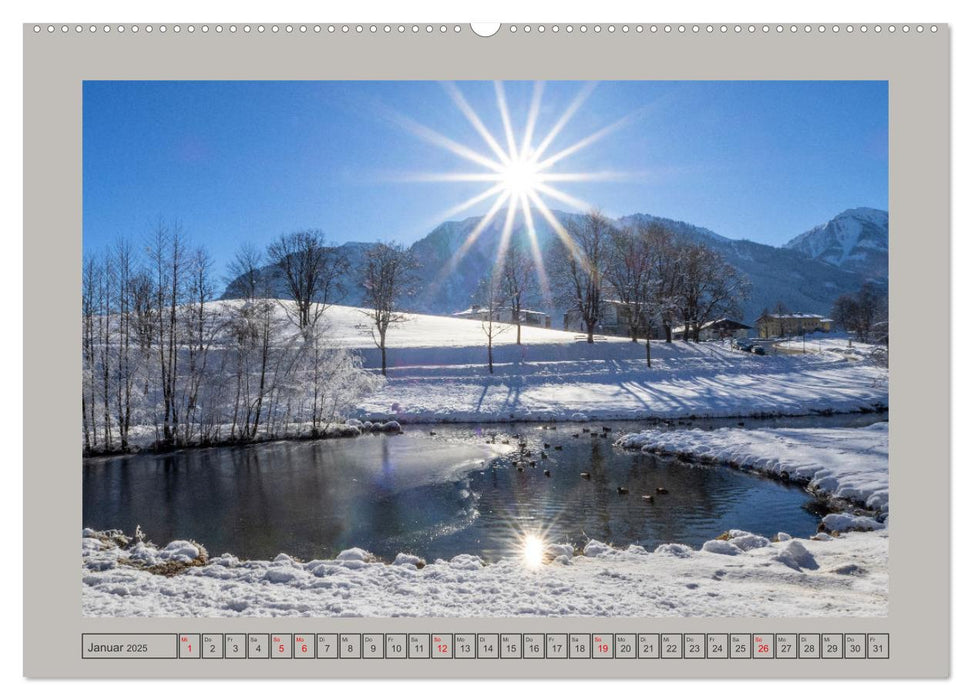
[81,304,891,618]
[81,527,888,618]
[616,422,889,514]
[313,305,889,423]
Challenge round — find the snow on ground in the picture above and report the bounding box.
[616,422,889,514]
[81,528,888,618]
[315,305,888,422]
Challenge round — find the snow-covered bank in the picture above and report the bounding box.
[616,423,889,514]
[81,528,888,618]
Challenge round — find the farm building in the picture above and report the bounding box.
[755,313,834,338]
[673,318,753,341]
[453,306,551,329]
[563,300,650,338]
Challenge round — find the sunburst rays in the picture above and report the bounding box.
[396,81,635,303]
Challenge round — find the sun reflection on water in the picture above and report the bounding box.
[521,532,546,569]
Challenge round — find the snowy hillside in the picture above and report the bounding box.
[317,305,888,423]
[785,207,889,279]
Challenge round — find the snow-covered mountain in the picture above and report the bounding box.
[784,207,888,279]
[222,208,888,325]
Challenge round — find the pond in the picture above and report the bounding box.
[82,414,886,563]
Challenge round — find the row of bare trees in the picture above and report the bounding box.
[550,211,750,363]
[81,223,383,455]
[469,211,750,371]
[831,282,888,344]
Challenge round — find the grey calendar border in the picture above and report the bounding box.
[23,23,949,679]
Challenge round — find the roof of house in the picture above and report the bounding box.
[453,307,550,318]
[672,318,752,333]
[758,312,827,321]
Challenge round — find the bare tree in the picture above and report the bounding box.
[475,275,508,374]
[649,226,681,343]
[360,241,418,376]
[500,244,536,346]
[266,230,348,331]
[180,246,219,444]
[605,222,662,366]
[112,239,136,450]
[553,210,613,343]
[226,244,277,440]
[81,256,98,452]
[832,282,886,343]
[147,219,188,445]
[675,243,749,341]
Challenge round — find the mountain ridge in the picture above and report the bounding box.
[784,207,889,279]
[222,208,888,325]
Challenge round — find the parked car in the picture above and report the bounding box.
[751,345,766,355]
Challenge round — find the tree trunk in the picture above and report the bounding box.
[381,344,387,376]
[586,322,594,343]
[487,338,494,374]
[645,336,652,368]
[663,321,672,343]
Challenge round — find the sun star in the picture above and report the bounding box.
[521,533,546,569]
[392,81,639,301]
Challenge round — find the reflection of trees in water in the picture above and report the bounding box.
[588,440,613,544]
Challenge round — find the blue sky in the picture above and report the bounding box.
[83,80,887,273]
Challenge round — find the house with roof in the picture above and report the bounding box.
[755,312,834,339]
[453,305,551,329]
[672,318,753,341]
[563,299,649,338]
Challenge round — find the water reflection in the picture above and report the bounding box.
[83,416,882,563]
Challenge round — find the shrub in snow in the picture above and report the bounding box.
[336,548,373,563]
[346,419,363,428]
[774,540,818,571]
[160,540,204,563]
[210,554,240,567]
[81,537,104,553]
[728,533,771,551]
[337,559,369,570]
[126,542,160,566]
[822,513,886,533]
[392,553,426,568]
[547,544,575,559]
[583,540,613,558]
[702,539,742,556]
[653,543,693,558]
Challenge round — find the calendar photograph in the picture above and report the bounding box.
[80,80,889,618]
